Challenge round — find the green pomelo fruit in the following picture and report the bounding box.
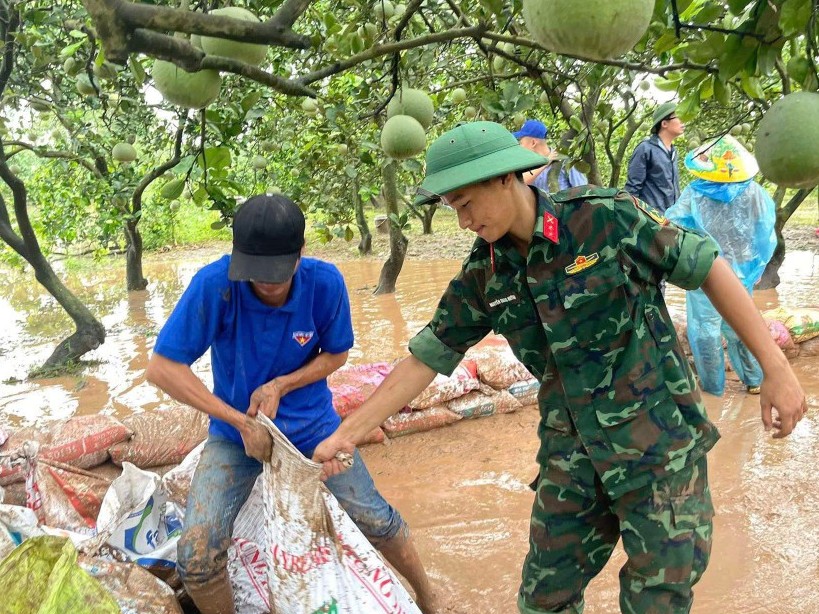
[451,87,467,104]
[386,88,434,129]
[93,61,119,81]
[381,114,426,159]
[63,57,81,76]
[301,98,319,114]
[756,92,819,188]
[522,0,653,61]
[152,61,222,109]
[169,200,181,212]
[374,0,395,20]
[337,144,349,155]
[463,106,477,119]
[29,98,50,112]
[251,155,268,170]
[365,23,379,38]
[200,7,268,66]
[112,142,137,162]
[502,42,516,55]
[492,56,505,72]
[539,91,550,105]
[76,73,100,96]
[512,112,525,129]
[741,122,752,134]
[729,124,743,136]
[126,134,136,145]
[160,177,186,200]
[191,34,203,50]
[261,140,276,152]
[639,80,651,91]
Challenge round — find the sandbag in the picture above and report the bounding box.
[0,535,120,614]
[799,336,819,357]
[0,415,132,486]
[409,360,480,409]
[381,406,462,438]
[160,441,205,509]
[328,362,395,417]
[91,463,183,580]
[108,405,208,468]
[507,379,540,407]
[79,553,184,614]
[0,504,42,562]
[446,385,522,419]
[257,414,421,613]
[33,459,114,534]
[466,340,533,389]
[763,307,819,343]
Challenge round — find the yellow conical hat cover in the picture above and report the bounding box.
[684,134,759,183]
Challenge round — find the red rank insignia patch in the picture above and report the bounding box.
[292,331,314,346]
[542,212,559,243]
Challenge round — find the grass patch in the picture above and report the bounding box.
[28,358,103,380]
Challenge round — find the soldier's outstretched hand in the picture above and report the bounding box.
[760,366,808,439]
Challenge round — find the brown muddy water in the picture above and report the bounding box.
[1,244,818,613]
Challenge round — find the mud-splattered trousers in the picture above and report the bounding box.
[408,187,721,612]
[177,436,406,589]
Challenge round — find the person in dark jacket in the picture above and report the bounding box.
[625,101,685,212]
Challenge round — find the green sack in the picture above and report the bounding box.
[0,535,119,614]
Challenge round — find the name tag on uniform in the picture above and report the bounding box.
[488,293,519,308]
[564,253,600,275]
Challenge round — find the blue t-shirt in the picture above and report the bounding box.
[153,255,353,455]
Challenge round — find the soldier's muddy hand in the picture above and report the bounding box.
[240,415,274,461]
[313,433,356,481]
[760,369,808,439]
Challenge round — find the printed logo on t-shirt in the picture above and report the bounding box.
[292,331,314,346]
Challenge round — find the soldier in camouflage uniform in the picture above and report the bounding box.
[314,122,807,613]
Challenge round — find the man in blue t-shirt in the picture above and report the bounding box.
[146,194,441,614]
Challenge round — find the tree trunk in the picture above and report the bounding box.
[353,176,372,255]
[374,160,408,295]
[757,187,813,290]
[124,219,148,290]
[420,203,437,234]
[0,163,105,374]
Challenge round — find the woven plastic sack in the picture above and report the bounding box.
[328,362,395,417]
[763,307,819,343]
[109,406,208,468]
[381,406,462,438]
[446,384,522,419]
[466,340,533,389]
[160,441,205,509]
[507,379,540,407]
[0,504,42,562]
[799,336,819,357]
[0,535,120,614]
[257,414,422,613]
[0,415,132,486]
[409,359,480,409]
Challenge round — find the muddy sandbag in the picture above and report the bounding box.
[763,307,819,343]
[507,379,540,407]
[78,555,183,614]
[0,415,132,486]
[0,504,42,562]
[30,458,115,534]
[0,535,120,614]
[328,362,395,417]
[160,441,204,509]
[799,336,819,357]
[0,480,26,507]
[466,340,533,389]
[381,406,462,438]
[766,319,800,359]
[409,359,480,409]
[108,406,208,468]
[447,385,522,419]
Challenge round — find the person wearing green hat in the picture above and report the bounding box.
[666,135,777,396]
[625,101,684,212]
[313,122,807,613]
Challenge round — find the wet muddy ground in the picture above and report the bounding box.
[0,234,817,612]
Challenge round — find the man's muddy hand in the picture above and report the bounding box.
[760,370,808,439]
[312,433,356,481]
[240,416,274,461]
[248,380,282,419]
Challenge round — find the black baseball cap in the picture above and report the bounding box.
[228,193,305,283]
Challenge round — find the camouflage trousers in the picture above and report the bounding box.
[518,455,713,614]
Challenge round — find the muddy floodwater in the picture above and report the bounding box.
[1,243,817,613]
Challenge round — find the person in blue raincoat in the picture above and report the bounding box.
[666,134,776,396]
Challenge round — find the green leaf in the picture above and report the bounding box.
[197,146,231,171]
[128,56,145,87]
[479,0,504,16]
[59,41,84,57]
[740,74,765,99]
[68,29,87,39]
[714,78,731,105]
[192,187,209,205]
[779,0,811,37]
[211,220,226,230]
[718,35,756,81]
[653,32,680,55]
[699,75,715,99]
[676,91,701,122]
[160,178,185,200]
[241,92,262,114]
[728,0,753,15]
[344,164,357,178]
[756,45,779,76]
[401,159,423,173]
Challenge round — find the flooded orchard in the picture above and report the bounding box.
[0,243,817,613]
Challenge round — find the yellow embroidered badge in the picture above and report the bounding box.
[564,253,600,275]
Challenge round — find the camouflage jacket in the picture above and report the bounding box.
[408,186,721,499]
